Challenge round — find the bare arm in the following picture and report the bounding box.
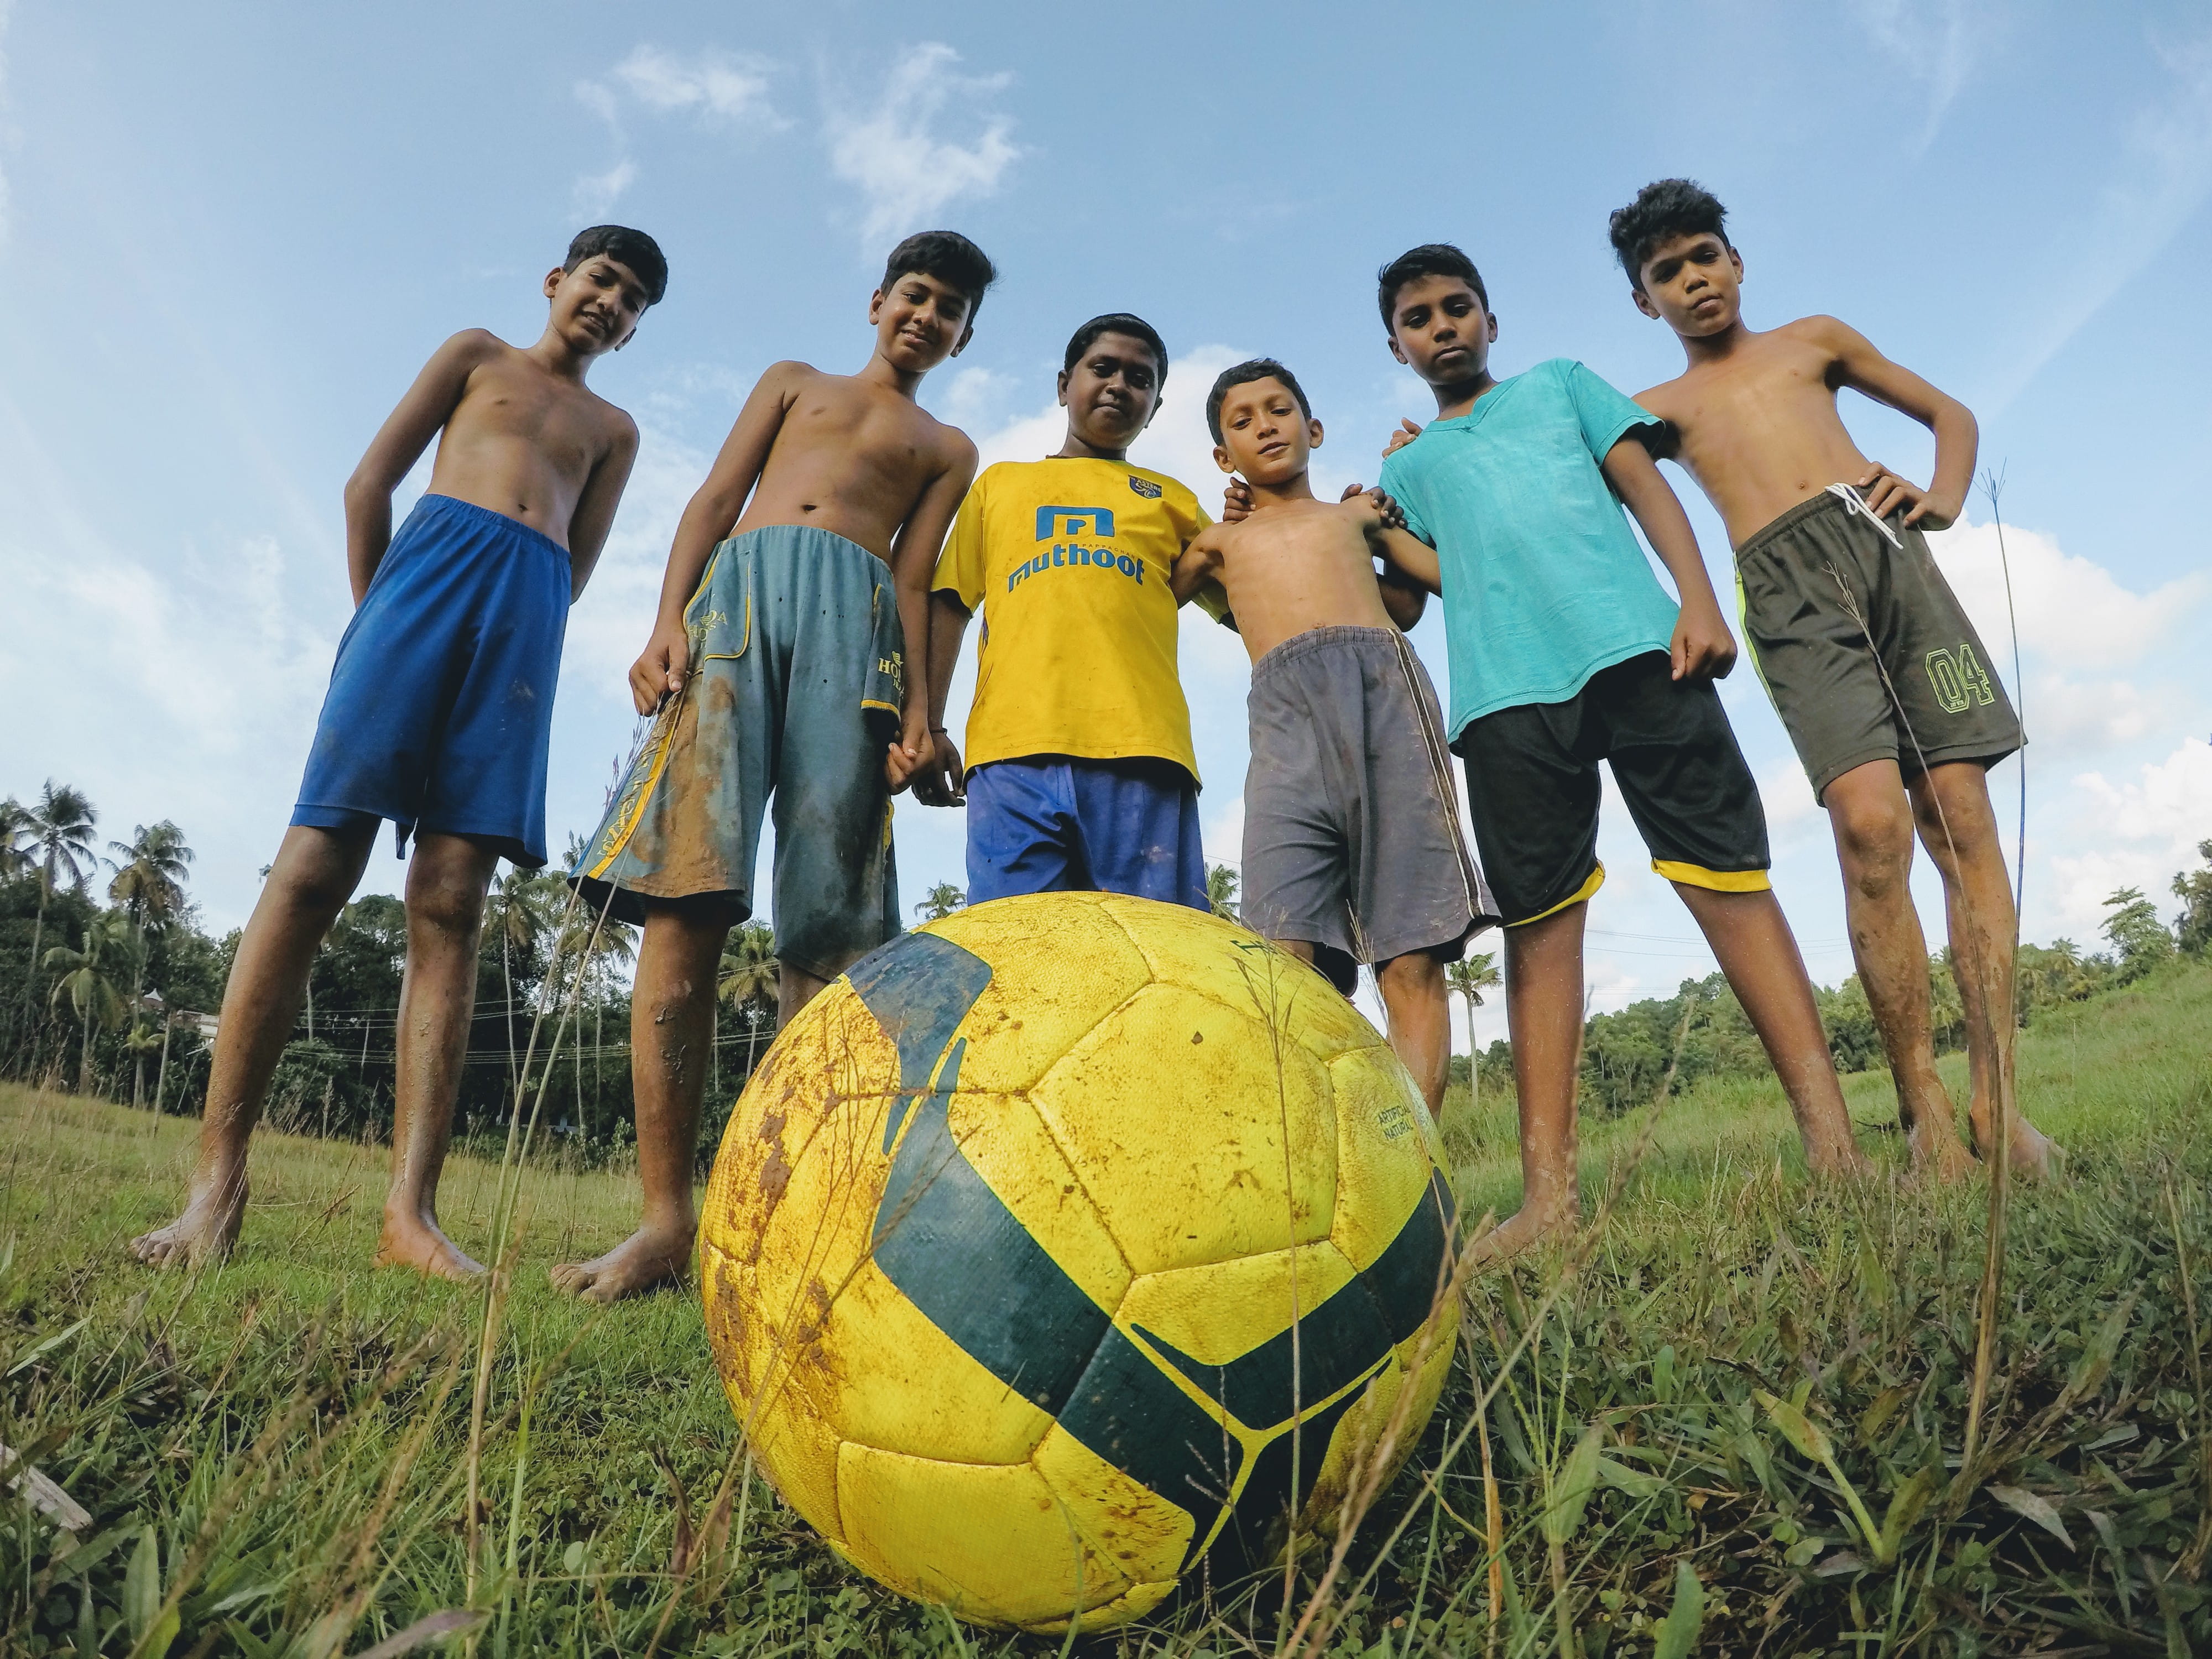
[563,412,639,603]
[1817,317,1979,529]
[911,591,973,806]
[343,330,502,605]
[1377,564,1427,629]
[1371,524,1442,596]
[884,435,978,791]
[627,363,805,714]
[1169,523,1227,603]
[1601,435,1736,682]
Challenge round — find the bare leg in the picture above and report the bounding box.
[1908,763,2058,1179]
[132,822,377,1266]
[1375,950,1453,1120]
[1476,903,1587,1261]
[374,832,500,1279]
[1672,884,1870,1177]
[552,903,727,1302]
[776,962,832,1030]
[1824,761,1974,1178]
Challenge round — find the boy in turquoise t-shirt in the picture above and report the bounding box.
[1370,242,1869,1257]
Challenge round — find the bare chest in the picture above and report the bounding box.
[452,367,606,477]
[776,388,937,491]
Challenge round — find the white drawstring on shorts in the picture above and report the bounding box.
[1826,481,1904,548]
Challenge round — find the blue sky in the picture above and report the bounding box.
[3,1,2207,1049]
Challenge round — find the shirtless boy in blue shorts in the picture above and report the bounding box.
[133,226,665,1276]
[554,232,994,1302]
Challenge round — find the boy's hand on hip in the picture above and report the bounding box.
[911,731,966,808]
[1671,599,1738,682]
[1381,418,1423,459]
[628,618,691,715]
[1858,463,1957,530]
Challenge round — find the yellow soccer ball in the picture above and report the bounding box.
[698,891,1459,1634]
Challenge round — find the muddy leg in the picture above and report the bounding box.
[1475,902,1587,1261]
[1824,760,1973,1178]
[1673,883,1870,1177]
[552,902,727,1302]
[1908,762,2058,1180]
[131,822,375,1267]
[1376,948,1453,1120]
[374,832,500,1279]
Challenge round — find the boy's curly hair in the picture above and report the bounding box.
[1608,179,1730,290]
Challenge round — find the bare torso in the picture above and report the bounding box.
[425,336,631,550]
[1637,319,1876,548]
[1202,498,1397,662]
[733,366,963,561]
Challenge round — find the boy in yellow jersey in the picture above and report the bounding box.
[915,314,1218,909]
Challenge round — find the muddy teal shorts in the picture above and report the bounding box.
[572,525,905,979]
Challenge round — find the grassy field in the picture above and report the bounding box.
[2,962,2208,1656]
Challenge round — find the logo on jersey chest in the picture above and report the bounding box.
[1013,504,1146,594]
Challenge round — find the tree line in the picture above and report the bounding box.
[7,781,2208,1145]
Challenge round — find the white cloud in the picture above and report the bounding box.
[1980,25,2212,410]
[823,44,1021,247]
[1926,513,2210,763]
[571,159,637,219]
[2047,737,2212,941]
[611,45,781,126]
[1850,0,1986,145]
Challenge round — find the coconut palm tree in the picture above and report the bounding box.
[915,882,967,922]
[0,797,30,883]
[486,865,557,1094]
[1445,951,1501,1096]
[106,821,194,1077]
[1204,863,1241,921]
[46,912,136,1093]
[718,922,780,1090]
[20,784,97,1036]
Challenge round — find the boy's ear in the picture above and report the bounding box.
[1486,309,1500,342]
[1631,284,1662,320]
[1385,331,1409,367]
[867,288,886,325]
[1212,444,1235,475]
[1307,418,1324,450]
[952,319,974,358]
[1056,368,1071,408]
[542,266,567,301]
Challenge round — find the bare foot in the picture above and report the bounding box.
[1466,1200,1579,1265]
[550,1222,695,1303]
[1806,1136,1875,1180]
[131,1172,247,1267]
[1906,1118,1978,1183]
[1971,1112,2063,1181]
[374,1209,486,1281]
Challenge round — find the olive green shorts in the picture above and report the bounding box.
[1736,487,2022,803]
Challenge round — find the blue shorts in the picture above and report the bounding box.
[965,756,1208,911]
[293,494,568,867]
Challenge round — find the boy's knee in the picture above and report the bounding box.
[407,870,489,936]
[1377,950,1448,1000]
[1831,792,1914,880]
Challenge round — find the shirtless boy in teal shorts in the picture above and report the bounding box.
[1609,178,2056,1179]
[134,226,663,1276]
[556,231,994,1302]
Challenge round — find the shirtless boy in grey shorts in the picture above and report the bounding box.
[1175,358,1497,1115]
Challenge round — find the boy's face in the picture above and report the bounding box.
[1060,333,1162,450]
[544,256,653,353]
[1212,377,1319,487]
[1385,276,1497,388]
[869,270,975,371]
[1632,232,1744,337]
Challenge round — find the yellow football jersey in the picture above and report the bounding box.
[933,457,1213,781]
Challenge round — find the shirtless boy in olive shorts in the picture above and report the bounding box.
[1611,178,2056,1180]
[556,231,995,1301]
[1176,358,1497,1116]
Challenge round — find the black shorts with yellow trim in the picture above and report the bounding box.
[1453,651,1770,927]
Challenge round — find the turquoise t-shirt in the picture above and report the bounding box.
[1378,357,1679,739]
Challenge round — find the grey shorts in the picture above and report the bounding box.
[1738,487,2023,802]
[572,524,904,980]
[1242,626,1498,992]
